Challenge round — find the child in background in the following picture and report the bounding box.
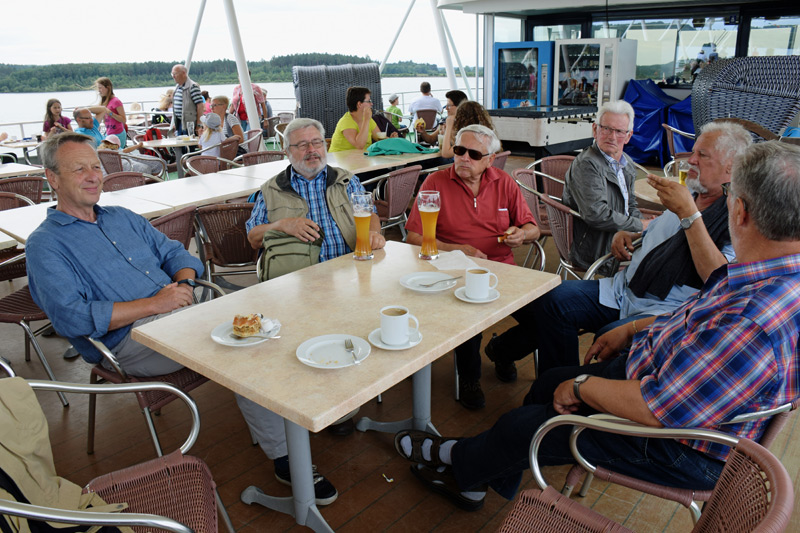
[42,99,73,139]
[199,113,224,157]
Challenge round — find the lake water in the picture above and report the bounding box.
[0,76,482,139]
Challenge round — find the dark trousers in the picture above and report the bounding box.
[450,357,725,499]
[491,280,645,375]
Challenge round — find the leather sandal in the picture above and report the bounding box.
[394,429,456,468]
[409,464,485,512]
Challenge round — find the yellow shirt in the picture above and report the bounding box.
[329,112,377,152]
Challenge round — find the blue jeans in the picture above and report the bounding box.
[491,280,646,375]
[450,358,725,499]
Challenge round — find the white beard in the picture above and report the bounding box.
[685,177,708,194]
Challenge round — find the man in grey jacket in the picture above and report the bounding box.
[563,100,651,272]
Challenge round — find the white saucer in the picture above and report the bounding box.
[295,334,371,369]
[399,272,458,293]
[210,318,281,347]
[368,328,423,350]
[454,286,500,304]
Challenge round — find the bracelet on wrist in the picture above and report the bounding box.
[632,320,639,334]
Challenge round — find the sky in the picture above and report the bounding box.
[1,0,484,68]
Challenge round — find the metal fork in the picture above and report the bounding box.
[344,338,360,365]
[418,275,462,288]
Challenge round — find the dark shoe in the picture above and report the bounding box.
[274,460,338,506]
[485,333,517,382]
[458,379,485,410]
[394,430,456,468]
[409,464,485,512]
[62,346,80,360]
[326,418,355,436]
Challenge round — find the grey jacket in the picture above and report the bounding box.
[563,143,643,271]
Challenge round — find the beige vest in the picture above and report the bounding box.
[260,165,357,251]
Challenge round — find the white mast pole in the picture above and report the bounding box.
[185,0,207,73]
[441,14,473,99]
[222,0,260,133]
[380,0,417,74]
[429,0,457,89]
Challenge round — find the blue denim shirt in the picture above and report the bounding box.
[26,205,204,363]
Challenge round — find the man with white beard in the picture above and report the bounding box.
[485,121,753,376]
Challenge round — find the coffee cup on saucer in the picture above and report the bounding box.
[465,268,498,300]
[380,305,419,346]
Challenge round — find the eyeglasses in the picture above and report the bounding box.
[722,182,748,211]
[597,124,631,138]
[453,145,491,160]
[288,139,325,151]
[362,99,373,104]
[211,103,226,107]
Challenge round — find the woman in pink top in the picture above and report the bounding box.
[42,99,73,139]
[94,77,127,147]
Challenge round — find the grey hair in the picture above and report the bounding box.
[698,121,753,165]
[455,124,501,153]
[597,100,635,130]
[283,118,326,147]
[172,64,187,74]
[72,107,90,120]
[40,131,96,173]
[732,141,800,241]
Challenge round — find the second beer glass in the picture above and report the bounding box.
[351,193,374,260]
[417,190,440,260]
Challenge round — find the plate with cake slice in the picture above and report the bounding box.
[211,313,282,347]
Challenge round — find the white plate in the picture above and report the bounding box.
[368,328,423,351]
[454,286,500,304]
[210,319,281,347]
[399,272,459,293]
[296,334,371,369]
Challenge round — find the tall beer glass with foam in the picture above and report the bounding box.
[417,190,440,260]
[351,192,374,260]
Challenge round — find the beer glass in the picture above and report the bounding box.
[351,193,374,260]
[186,121,195,138]
[417,190,440,260]
[664,159,690,186]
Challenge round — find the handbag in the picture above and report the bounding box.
[258,229,324,281]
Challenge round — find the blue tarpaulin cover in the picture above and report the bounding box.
[623,79,679,166]
[667,96,695,154]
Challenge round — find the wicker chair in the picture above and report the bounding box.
[539,192,583,280]
[363,165,422,240]
[102,171,162,192]
[149,205,197,250]
[179,137,240,173]
[240,128,264,153]
[277,111,294,123]
[0,192,35,283]
[491,150,511,171]
[195,203,259,289]
[185,155,241,176]
[513,169,548,270]
[263,116,282,148]
[561,400,800,523]
[0,377,221,533]
[275,122,289,149]
[98,149,168,180]
[0,176,45,204]
[235,150,285,166]
[497,414,794,533]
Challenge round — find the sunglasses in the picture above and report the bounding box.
[453,145,491,160]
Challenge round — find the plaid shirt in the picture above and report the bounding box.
[626,253,800,461]
[245,166,371,262]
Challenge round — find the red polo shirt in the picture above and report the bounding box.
[405,166,535,264]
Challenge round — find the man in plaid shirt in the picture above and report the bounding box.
[394,141,800,511]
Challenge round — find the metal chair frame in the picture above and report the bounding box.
[361,164,422,241]
[185,155,242,176]
[179,136,240,172]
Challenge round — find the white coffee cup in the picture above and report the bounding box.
[465,268,498,300]
[380,305,420,346]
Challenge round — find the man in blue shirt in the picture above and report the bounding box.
[72,107,105,148]
[246,118,386,258]
[26,132,339,506]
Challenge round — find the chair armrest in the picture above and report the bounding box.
[28,378,201,455]
[529,414,740,491]
[0,499,193,533]
[515,178,580,218]
[0,357,14,377]
[120,152,168,179]
[661,123,696,141]
[582,238,641,280]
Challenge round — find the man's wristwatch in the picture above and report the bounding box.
[680,211,702,230]
[573,374,591,402]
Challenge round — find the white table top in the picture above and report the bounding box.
[142,137,199,149]
[0,163,45,179]
[115,173,265,208]
[218,160,287,181]
[0,140,40,149]
[131,241,560,432]
[0,231,16,249]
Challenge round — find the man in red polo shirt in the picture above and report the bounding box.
[405,124,538,408]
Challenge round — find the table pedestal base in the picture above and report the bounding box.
[355,364,439,435]
[240,420,334,533]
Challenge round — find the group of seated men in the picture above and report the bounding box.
[25,106,800,513]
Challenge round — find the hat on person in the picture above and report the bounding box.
[389,94,399,104]
[202,113,221,129]
[103,135,121,147]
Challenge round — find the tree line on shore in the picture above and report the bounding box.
[0,53,481,93]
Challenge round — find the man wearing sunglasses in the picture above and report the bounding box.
[405,124,538,409]
[563,100,651,273]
